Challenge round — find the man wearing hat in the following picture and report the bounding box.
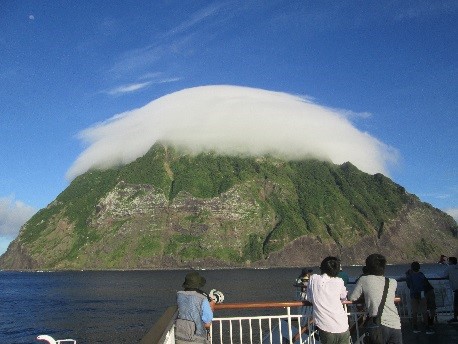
[175,271,215,344]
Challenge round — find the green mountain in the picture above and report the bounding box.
[1,143,457,270]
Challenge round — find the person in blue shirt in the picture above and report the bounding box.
[406,261,433,333]
[175,271,215,344]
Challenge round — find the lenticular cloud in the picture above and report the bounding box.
[66,85,398,180]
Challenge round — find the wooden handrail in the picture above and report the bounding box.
[215,300,308,310]
[214,298,401,311]
[140,305,178,344]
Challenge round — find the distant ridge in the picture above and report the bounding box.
[1,143,457,270]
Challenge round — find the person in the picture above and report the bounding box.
[292,268,314,342]
[296,268,313,286]
[349,253,403,344]
[337,264,350,287]
[405,262,433,334]
[353,266,369,310]
[295,268,313,300]
[438,254,448,264]
[306,256,350,344]
[175,271,215,344]
[443,256,458,323]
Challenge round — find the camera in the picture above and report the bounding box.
[209,289,224,303]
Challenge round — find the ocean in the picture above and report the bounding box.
[0,263,445,344]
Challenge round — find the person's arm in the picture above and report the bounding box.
[349,279,363,302]
[201,299,214,328]
[406,273,412,289]
[420,272,428,285]
[339,279,348,300]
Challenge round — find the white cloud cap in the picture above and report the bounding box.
[67,85,398,180]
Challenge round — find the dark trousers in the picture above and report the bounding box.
[381,325,403,344]
[318,329,350,344]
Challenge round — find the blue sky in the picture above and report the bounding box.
[1,1,457,255]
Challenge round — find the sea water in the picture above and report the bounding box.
[0,264,446,343]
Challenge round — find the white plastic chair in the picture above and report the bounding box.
[37,334,76,343]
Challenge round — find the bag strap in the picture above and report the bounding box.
[185,288,212,302]
[375,278,389,325]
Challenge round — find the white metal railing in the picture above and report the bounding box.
[211,303,318,344]
[393,279,454,321]
[343,278,454,321]
[211,301,362,344]
[209,279,454,344]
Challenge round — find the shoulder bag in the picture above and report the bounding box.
[363,277,389,344]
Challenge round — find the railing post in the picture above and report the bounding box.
[286,306,293,344]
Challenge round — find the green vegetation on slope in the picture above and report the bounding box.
[15,142,415,267]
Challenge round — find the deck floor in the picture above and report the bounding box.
[400,321,458,343]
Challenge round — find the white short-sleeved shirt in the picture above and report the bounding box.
[306,273,349,333]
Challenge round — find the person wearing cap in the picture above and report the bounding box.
[175,271,215,344]
[292,268,314,341]
[295,268,313,300]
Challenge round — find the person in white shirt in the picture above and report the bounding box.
[306,256,349,344]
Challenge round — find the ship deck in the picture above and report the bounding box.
[401,321,458,343]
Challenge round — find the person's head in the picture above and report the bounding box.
[301,268,309,276]
[411,261,420,272]
[365,253,386,276]
[182,271,206,290]
[320,256,341,277]
[362,266,368,275]
[449,256,457,265]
